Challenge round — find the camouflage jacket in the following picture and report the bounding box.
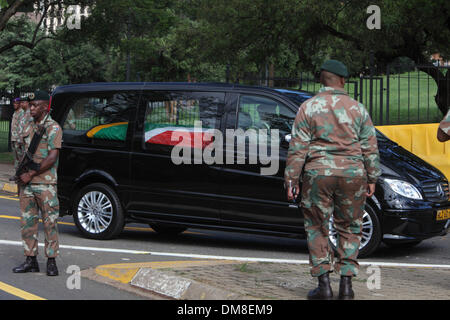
[11,109,24,142]
[438,109,450,135]
[285,86,381,186]
[18,109,33,139]
[22,115,62,185]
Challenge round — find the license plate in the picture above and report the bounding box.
[436,209,450,221]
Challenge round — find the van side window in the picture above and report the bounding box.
[143,91,224,148]
[238,95,295,141]
[62,92,139,145]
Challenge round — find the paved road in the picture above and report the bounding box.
[0,192,449,300]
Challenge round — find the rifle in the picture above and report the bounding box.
[10,111,51,194]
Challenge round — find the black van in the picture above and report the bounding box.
[51,82,450,257]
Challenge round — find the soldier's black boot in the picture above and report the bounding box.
[338,276,355,300]
[46,258,59,276]
[12,256,40,273]
[307,272,333,300]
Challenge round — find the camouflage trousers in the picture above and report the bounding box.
[19,184,60,258]
[301,173,367,277]
[11,141,23,170]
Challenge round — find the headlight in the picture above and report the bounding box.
[384,178,423,200]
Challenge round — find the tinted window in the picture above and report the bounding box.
[143,91,224,148]
[279,91,312,105]
[62,92,139,146]
[238,95,296,139]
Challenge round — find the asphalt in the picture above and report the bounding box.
[1,161,449,300]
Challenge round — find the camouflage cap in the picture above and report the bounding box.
[320,59,349,78]
[27,90,50,102]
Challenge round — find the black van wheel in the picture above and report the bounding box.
[72,183,125,240]
[150,224,187,236]
[329,203,382,258]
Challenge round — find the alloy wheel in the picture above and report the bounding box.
[329,210,374,250]
[77,191,113,234]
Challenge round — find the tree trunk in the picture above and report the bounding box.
[269,63,275,88]
[0,0,25,32]
[417,64,450,117]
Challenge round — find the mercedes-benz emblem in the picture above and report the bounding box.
[436,184,445,198]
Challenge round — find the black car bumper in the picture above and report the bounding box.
[382,208,450,241]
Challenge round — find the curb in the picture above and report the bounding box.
[0,181,17,194]
[131,268,245,300]
[93,260,252,300]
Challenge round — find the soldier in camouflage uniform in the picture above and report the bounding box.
[437,109,450,142]
[11,98,24,169]
[19,97,33,125]
[284,60,381,300]
[12,91,62,277]
[13,97,34,167]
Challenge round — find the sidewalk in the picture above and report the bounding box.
[1,161,449,300]
[88,259,450,300]
[0,162,17,193]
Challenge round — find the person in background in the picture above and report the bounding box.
[11,98,24,169]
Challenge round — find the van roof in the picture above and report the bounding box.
[51,81,302,96]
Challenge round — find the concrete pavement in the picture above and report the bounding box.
[0,162,17,194]
[1,160,449,300]
[89,259,450,300]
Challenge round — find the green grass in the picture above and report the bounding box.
[357,71,441,126]
[235,263,259,274]
[294,71,442,126]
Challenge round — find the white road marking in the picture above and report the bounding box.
[1,239,450,269]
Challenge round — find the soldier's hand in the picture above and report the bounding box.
[287,184,300,201]
[366,183,376,197]
[19,171,36,184]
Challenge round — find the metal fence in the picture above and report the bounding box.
[0,119,10,153]
[0,104,12,153]
[147,101,201,127]
[0,64,447,152]
[360,65,449,126]
[235,64,449,126]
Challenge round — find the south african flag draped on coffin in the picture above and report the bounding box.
[86,122,129,140]
[144,123,214,149]
[86,122,214,149]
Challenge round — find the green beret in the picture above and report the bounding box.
[27,90,50,102]
[320,59,349,78]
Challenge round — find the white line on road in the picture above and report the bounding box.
[1,239,450,269]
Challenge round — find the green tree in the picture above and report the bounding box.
[0,18,107,92]
[0,0,92,53]
[62,0,177,81]
[188,0,450,114]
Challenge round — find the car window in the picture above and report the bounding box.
[238,95,296,140]
[61,92,139,146]
[279,91,312,105]
[143,91,224,149]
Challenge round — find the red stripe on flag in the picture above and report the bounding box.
[146,131,214,148]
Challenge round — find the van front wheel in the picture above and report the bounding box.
[72,183,125,240]
[328,203,382,258]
